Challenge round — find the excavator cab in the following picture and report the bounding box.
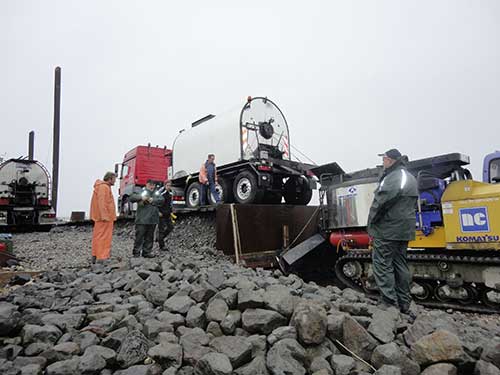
[483,151,500,184]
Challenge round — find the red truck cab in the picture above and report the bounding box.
[116,145,172,216]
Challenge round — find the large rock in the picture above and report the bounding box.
[220,310,241,335]
[157,311,185,328]
[144,287,171,306]
[208,270,226,289]
[163,296,195,315]
[326,313,346,341]
[40,342,80,363]
[481,338,500,368]
[206,299,229,323]
[181,328,213,367]
[403,312,459,347]
[194,352,232,375]
[242,309,287,335]
[475,360,500,375]
[148,343,183,368]
[421,363,457,375]
[368,308,399,344]
[78,350,107,373]
[116,330,152,368]
[375,365,402,375]
[213,288,238,309]
[238,289,264,310]
[114,364,161,375]
[190,283,217,303]
[371,342,420,375]
[45,358,80,375]
[186,306,207,329]
[411,330,466,366]
[22,325,62,345]
[209,336,252,368]
[143,319,173,339]
[267,326,297,346]
[84,345,116,366]
[341,315,377,362]
[310,357,333,375]
[266,338,306,375]
[263,286,296,317]
[41,313,85,331]
[290,301,327,345]
[234,356,269,375]
[330,354,355,375]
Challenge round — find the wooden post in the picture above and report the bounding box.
[282,225,289,249]
[230,204,241,265]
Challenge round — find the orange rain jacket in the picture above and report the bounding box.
[90,180,117,222]
[199,162,218,185]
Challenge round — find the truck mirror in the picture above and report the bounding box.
[114,163,119,175]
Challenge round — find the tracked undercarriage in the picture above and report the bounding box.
[335,249,500,313]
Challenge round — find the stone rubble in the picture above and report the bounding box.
[1,219,500,374]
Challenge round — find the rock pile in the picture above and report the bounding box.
[2,250,500,375]
[3,217,500,374]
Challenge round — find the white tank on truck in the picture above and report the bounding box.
[170,96,316,208]
[0,159,56,228]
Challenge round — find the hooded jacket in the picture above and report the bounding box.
[367,159,418,241]
[129,187,164,225]
[90,180,117,222]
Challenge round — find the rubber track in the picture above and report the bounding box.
[334,250,500,314]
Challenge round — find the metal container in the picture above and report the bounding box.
[326,178,379,229]
[171,97,291,180]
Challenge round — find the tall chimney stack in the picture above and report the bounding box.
[28,131,35,160]
[52,67,61,215]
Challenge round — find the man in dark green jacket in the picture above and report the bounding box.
[367,149,418,313]
[129,180,164,258]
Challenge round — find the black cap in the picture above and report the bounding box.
[378,148,402,160]
[146,179,155,184]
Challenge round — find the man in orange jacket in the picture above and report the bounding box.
[90,172,117,263]
[199,154,220,206]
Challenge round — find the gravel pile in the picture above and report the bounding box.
[10,214,218,271]
[2,216,500,374]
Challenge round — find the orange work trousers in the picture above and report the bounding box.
[91,221,114,260]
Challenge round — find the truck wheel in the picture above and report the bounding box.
[233,171,263,204]
[186,182,202,208]
[208,178,233,205]
[284,177,313,205]
[121,196,132,217]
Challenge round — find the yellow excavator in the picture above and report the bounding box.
[280,152,500,313]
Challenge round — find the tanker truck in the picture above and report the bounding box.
[170,96,317,208]
[0,158,56,229]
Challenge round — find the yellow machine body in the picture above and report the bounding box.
[409,180,500,250]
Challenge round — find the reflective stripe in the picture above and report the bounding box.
[378,178,385,191]
[400,170,407,189]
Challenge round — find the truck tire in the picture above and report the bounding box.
[121,196,132,217]
[233,171,264,204]
[284,177,313,205]
[208,178,233,205]
[186,182,202,208]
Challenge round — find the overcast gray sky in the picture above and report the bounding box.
[2,1,499,217]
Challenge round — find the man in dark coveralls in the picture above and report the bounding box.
[129,179,164,257]
[157,180,174,251]
[367,149,418,313]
